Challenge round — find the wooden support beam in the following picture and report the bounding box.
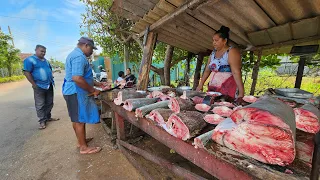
[250,50,262,95]
[251,35,320,51]
[138,0,211,37]
[294,56,306,89]
[157,34,200,53]
[137,31,157,90]
[193,53,204,90]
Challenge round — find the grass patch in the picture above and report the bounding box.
[0,75,25,83]
[244,70,320,96]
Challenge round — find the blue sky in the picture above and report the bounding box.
[0,0,98,62]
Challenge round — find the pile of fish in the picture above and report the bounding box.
[112,88,320,167]
[213,97,296,166]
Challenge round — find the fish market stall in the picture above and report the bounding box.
[100,87,319,180]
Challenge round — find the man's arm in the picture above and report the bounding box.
[24,71,37,88]
[72,76,100,95]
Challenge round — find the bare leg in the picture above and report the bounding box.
[73,122,101,154]
[74,122,87,149]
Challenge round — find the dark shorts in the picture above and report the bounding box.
[63,94,79,123]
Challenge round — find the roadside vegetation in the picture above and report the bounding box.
[0,75,25,83]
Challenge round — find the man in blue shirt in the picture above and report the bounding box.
[23,45,59,130]
[63,37,102,154]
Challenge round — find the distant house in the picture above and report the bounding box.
[19,53,33,61]
[276,56,310,75]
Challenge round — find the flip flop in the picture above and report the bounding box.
[77,138,94,148]
[39,122,46,130]
[80,147,102,155]
[48,118,60,121]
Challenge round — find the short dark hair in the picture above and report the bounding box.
[118,71,124,77]
[127,68,131,72]
[36,45,46,50]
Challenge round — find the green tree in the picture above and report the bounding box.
[81,0,190,84]
[49,57,65,69]
[81,0,141,63]
[0,32,21,77]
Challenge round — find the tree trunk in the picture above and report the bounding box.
[164,45,174,86]
[250,51,262,95]
[124,43,129,71]
[150,66,165,85]
[137,32,157,90]
[192,53,204,90]
[184,52,193,86]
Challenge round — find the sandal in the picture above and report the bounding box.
[48,118,60,121]
[39,122,46,130]
[77,138,94,148]
[80,147,102,155]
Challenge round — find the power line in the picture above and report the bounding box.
[0,14,81,24]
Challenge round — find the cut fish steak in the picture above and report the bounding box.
[296,131,314,164]
[166,111,206,141]
[220,96,296,166]
[123,98,158,111]
[212,106,233,117]
[147,108,173,125]
[168,97,195,113]
[243,95,257,103]
[193,130,214,149]
[204,114,225,125]
[294,104,320,134]
[114,91,146,105]
[213,102,235,108]
[195,104,211,112]
[191,96,204,104]
[135,101,169,118]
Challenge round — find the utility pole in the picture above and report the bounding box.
[8,26,15,47]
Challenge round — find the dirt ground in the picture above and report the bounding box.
[1,75,143,180]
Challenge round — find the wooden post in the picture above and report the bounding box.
[250,50,262,95]
[137,31,157,90]
[164,45,174,86]
[184,52,193,86]
[115,112,126,141]
[192,53,204,90]
[294,56,306,89]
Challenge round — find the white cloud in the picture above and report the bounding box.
[64,0,84,8]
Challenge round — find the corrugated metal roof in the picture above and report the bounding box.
[112,0,320,54]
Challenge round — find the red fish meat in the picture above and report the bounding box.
[243,95,257,103]
[213,101,235,108]
[204,114,225,125]
[214,96,296,166]
[212,106,233,117]
[166,111,206,140]
[191,96,204,104]
[195,104,211,112]
[168,97,195,113]
[294,104,320,134]
[147,108,173,125]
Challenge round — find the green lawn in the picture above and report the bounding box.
[0,75,25,83]
[244,70,320,96]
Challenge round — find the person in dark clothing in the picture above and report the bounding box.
[125,68,136,84]
[23,45,59,130]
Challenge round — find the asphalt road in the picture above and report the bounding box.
[0,72,142,180]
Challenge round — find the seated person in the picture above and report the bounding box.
[116,71,125,83]
[125,68,136,84]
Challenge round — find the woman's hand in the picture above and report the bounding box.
[196,85,203,92]
[234,96,245,105]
